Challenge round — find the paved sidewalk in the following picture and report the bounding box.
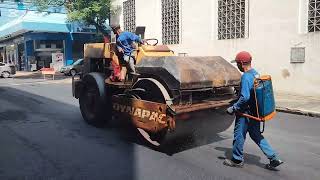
[0,71,72,86]
[13,71,69,80]
[275,92,320,118]
[14,71,37,77]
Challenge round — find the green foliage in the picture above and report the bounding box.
[31,0,120,35]
[67,0,111,26]
[31,0,65,10]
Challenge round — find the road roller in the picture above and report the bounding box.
[72,38,241,146]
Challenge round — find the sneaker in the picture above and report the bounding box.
[223,159,244,168]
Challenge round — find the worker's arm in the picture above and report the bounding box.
[129,33,144,44]
[117,45,123,53]
[232,74,251,111]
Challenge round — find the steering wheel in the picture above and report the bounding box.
[144,38,159,46]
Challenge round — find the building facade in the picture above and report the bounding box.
[0,0,99,71]
[114,0,320,96]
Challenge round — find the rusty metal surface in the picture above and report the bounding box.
[105,79,132,89]
[176,56,241,89]
[141,45,172,52]
[112,93,235,133]
[172,97,235,114]
[112,95,168,133]
[136,56,241,90]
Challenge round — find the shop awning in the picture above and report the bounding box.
[0,11,71,40]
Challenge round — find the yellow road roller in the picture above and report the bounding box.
[72,38,241,146]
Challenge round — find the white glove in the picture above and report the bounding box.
[226,106,235,115]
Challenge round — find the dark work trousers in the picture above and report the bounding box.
[232,115,279,162]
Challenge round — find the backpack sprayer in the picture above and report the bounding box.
[238,75,276,133]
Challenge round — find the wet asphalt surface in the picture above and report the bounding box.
[0,77,319,180]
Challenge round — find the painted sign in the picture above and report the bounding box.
[113,103,167,124]
[112,95,168,124]
[51,53,64,71]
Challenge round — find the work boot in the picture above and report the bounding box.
[265,159,284,170]
[268,159,284,167]
[223,159,244,168]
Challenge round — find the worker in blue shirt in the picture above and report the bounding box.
[111,25,145,75]
[224,51,283,169]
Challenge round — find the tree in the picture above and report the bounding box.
[31,0,66,10]
[31,0,121,36]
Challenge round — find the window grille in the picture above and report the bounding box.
[308,0,320,32]
[161,0,180,45]
[123,0,136,32]
[218,0,246,40]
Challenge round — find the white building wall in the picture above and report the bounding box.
[173,0,215,56]
[211,0,320,96]
[135,0,163,43]
[116,0,320,96]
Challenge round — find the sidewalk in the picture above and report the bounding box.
[14,71,37,77]
[275,92,320,118]
[14,71,69,80]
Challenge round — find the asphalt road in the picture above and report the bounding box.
[0,77,319,180]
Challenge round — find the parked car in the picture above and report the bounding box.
[60,59,84,76]
[0,63,16,78]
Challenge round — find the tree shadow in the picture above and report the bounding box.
[0,84,242,179]
[0,86,136,180]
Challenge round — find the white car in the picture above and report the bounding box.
[0,63,16,78]
[60,59,84,76]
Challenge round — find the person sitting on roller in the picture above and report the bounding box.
[111,25,145,76]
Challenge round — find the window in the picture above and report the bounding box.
[218,0,246,40]
[123,0,136,32]
[308,0,320,32]
[161,0,180,45]
[35,40,63,49]
[73,59,83,65]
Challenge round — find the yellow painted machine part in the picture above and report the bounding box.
[135,45,175,64]
[83,43,175,66]
[84,43,112,59]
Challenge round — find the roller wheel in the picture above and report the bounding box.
[79,73,112,127]
[131,79,170,146]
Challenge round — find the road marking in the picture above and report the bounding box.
[309,152,320,159]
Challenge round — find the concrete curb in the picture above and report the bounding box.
[2,79,72,87]
[12,72,68,80]
[276,107,320,118]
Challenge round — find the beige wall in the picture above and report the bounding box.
[116,0,320,96]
